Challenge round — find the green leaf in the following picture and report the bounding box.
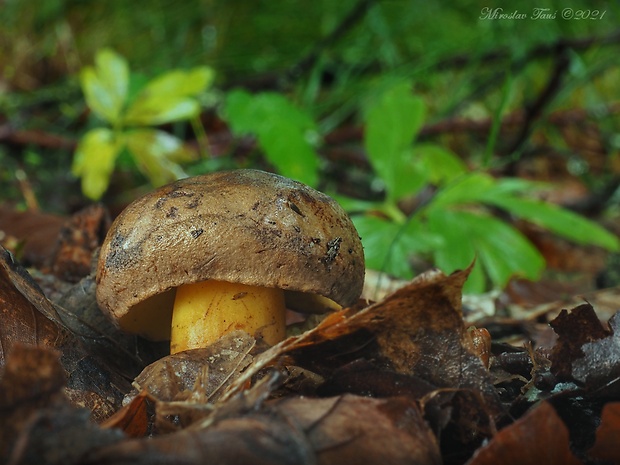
[224,90,320,186]
[223,89,254,132]
[124,66,213,126]
[353,214,441,279]
[487,196,620,251]
[429,172,497,208]
[258,118,320,186]
[125,129,190,186]
[426,209,478,273]
[125,98,200,126]
[73,128,122,200]
[425,173,548,210]
[334,196,385,215]
[427,208,545,292]
[413,143,468,183]
[225,90,317,134]
[364,82,426,198]
[79,48,129,123]
[483,177,548,197]
[140,67,214,98]
[387,147,428,201]
[469,214,544,287]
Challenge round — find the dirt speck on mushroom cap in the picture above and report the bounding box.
[96,169,365,332]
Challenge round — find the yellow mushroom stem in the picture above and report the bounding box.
[170,279,286,354]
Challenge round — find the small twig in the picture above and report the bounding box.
[225,28,620,93]
[323,103,620,146]
[503,44,571,173]
[436,29,620,71]
[15,168,40,211]
[433,29,620,118]
[0,125,76,151]
[565,176,620,215]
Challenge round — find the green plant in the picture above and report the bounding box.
[220,81,619,292]
[223,89,321,187]
[347,82,619,292]
[73,48,214,200]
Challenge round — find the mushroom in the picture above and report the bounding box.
[96,169,364,354]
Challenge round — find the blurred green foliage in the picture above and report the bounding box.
[1,0,619,290]
[344,82,619,292]
[223,90,321,186]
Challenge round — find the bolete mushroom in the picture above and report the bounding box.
[96,169,364,354]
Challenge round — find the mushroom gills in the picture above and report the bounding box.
[170,279,286,354]
[285,291,342,314]
[118,291,176,341]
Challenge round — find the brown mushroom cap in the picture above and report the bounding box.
[96,169,365,340]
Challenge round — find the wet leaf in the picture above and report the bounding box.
[0,345,123,465]
[274,394,441,465]
[85,409,314,465]
[549,303,610,382]
[221,267,503,439]
[572,312,620,396]
[300,268,500,411]
[316,358,436,399]
[0,246,133,421]
[588,402,620,463]
[0,206,64,266]
[88,394,440,465]
[0,246,71,365]
[101,391,150,438]
[465,402,582,465]
[48,204,110,282]
[132,331,254,403]
[127,331,255,431]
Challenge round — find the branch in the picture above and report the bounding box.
[504,44,571,166]
[436,29,620,71]
[0,125,76,151]
[225,28,620,92]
